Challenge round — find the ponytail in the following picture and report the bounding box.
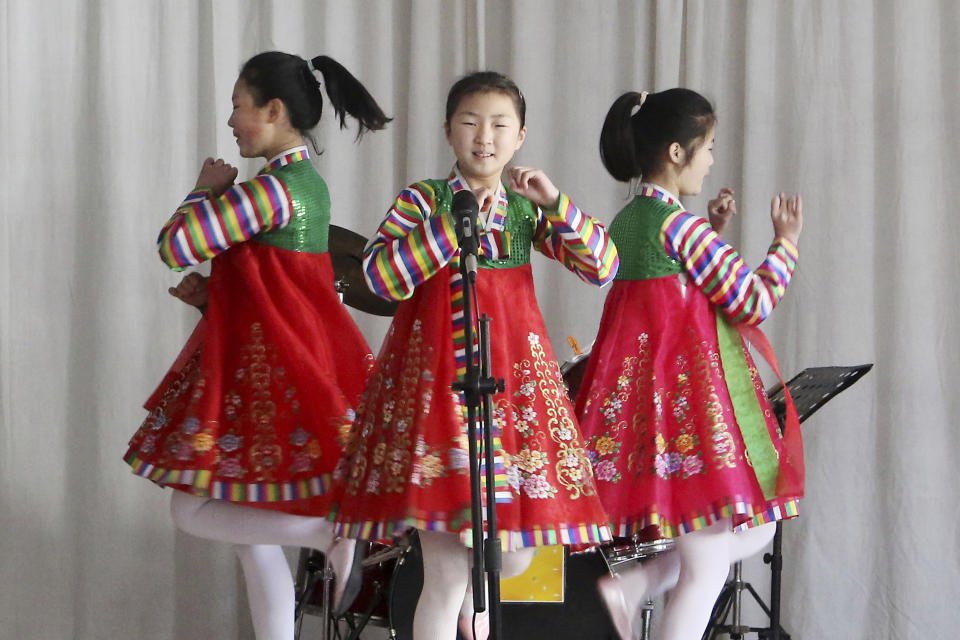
[599,88,716,183]
[599,92,646,182]
[309,55,392,139]
[238,51,391,151]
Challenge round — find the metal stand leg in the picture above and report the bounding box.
[638,599,655,640]
[703,546,790,639]
[294,548,335,640]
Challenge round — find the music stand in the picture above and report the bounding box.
[704,364,873,640]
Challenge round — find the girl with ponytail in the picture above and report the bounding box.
[124,51,389,639]
[576,89,804,640]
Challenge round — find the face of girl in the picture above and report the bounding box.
[227,79,272,158]
[675,126,715,197]
[445,90,526,189]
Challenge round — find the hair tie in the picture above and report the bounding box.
[630,91,649,116]
[306,58,317,73]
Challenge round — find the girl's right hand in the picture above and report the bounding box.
[708,188,737,235]
[771,193,802,245]
[195,157,238,196]
[471,186,496,217]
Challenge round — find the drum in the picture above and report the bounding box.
[600,536,675,575]
[559,350,591,401]
[295,530,422,640]
[598,536,675,640]
[349,535,422,634]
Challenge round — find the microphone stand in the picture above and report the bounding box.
[451,253,505,640]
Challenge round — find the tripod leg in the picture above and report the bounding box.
[703,580,735,640]
[743,582,773,618]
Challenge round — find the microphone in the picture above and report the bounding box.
[452,190,480,277]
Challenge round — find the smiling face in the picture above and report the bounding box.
[675,126,715,197]
[226,79,273,158]
[445,90,526,190]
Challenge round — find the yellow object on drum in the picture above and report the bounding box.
[501,545,565,603]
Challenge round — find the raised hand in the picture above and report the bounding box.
[707,187,737,235]
[506,166,561,210]
[471,186,496,217]
[770,193,802,245]
[195,157,239,197]
[168,272,209,313]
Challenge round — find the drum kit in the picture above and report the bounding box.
[294,233,673,638]
[294,491,673,640]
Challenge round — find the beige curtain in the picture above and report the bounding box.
[1,1,957,637]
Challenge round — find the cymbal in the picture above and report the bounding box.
[329,224,398,317]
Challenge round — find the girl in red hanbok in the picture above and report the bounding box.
[576,89,804,640]
[331,72,619,639]
[124,52,389,639]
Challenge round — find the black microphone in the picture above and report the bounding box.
[452,190,480,277]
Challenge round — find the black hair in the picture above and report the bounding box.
[445,71,526,127]
[238,52,391,150]
[599,88,715,182]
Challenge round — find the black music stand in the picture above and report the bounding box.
[704,364,873,640]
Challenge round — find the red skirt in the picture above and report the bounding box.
[331,264,612,550]
[125,242,374,517]
[574,276,800,539]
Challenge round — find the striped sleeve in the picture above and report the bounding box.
[661,210,799,325]
[362,182,459,300]
[156,175,292,269]
[532,193,620,286]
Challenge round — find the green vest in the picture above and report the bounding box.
[255,160,330,254]
[423,179,537,269]
[609,196,683,280]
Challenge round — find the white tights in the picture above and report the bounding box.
[415,530,535,640]
[234,545,296,640]
[169,491,345,640]
[608,518,775,640]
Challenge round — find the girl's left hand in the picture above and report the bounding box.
[507,166,561,210]
[168,272,209,312]
[708,187,737,234]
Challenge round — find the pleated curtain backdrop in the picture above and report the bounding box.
[1,1,957,638]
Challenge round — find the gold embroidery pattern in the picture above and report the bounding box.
[134,350,202,461]
[646,351,705,479]
[621,330,725,479]
[691,335,737,469]
[529,332,596,500]
[226,322,315,482]
[497,353,556,499]
[134,319,346,486]
[245,323,282,481]
[627,333,654,473]
[338,320,444,496]
[582,338,645,482]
